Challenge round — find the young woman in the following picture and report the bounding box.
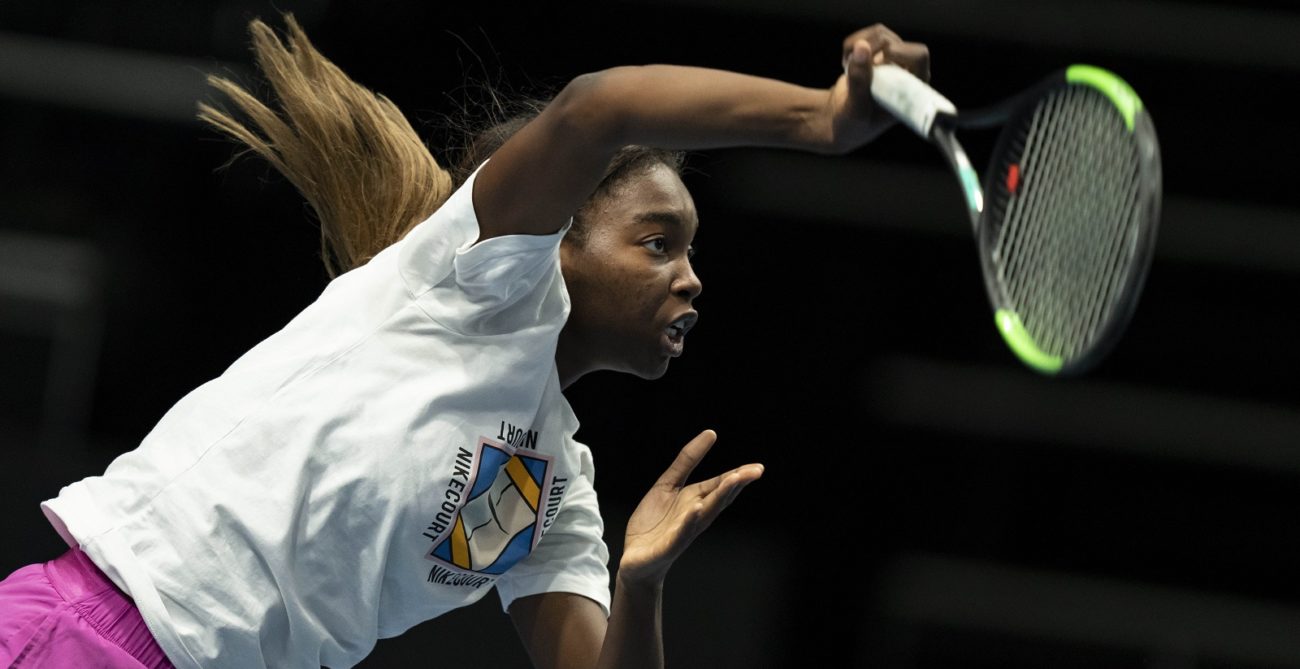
[0,16,929,669]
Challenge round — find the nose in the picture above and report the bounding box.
[673,259,703,302]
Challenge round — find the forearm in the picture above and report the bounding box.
[596,574,666,669]
[474,64,839,239]
[573,64,839,154]
[476,26,925,240]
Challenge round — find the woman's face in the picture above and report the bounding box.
[557,163,702,385]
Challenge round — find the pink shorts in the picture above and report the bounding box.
[0,548,174,668]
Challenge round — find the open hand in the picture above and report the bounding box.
[618,430,764,585]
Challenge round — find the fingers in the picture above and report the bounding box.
[841,24,902,64]
[654,430,763,531]
[716,464,764,509]
[654,429,718,489]
[888,42,931,82]
[841,23,931,82]
[842,39,875,109]
[684,463,764,533]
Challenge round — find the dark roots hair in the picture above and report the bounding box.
[199,14,684,275]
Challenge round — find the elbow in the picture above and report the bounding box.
[548,67,644,149]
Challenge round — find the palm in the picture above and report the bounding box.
[621,481,703,576]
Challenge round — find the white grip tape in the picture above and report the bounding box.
[868,64,956,138]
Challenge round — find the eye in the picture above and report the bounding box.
[687,245,696,259]
[643,237,668,254]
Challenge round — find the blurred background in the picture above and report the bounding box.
[2,0,1299,666]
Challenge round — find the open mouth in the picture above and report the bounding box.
[662,313,698,357]
[664,313,697,338]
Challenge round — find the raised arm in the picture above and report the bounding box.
[474,24,930,241]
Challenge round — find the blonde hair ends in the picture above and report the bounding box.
[198,15,453,277]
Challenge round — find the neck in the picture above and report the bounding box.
[555,329,592,390]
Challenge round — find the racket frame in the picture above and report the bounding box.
[870,64,1161,375]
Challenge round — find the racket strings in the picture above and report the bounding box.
[991,85,1145,360]
[1044,92,1139,356]
[1025,96,1129,356]
[1075,95,1143,349]
[998,91,1069,349]
[1087,112,1144,341]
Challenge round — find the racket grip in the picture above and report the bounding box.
[869,64,956,138]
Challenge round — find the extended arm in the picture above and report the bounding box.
[474,24,930,241]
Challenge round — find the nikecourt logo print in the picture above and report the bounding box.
[426,437,552,577]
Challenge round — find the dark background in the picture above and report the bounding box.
[3,1,1299,667]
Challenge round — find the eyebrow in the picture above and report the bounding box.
[634,211,695,228]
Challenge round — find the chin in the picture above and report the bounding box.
[643,365,670,381]
[628,358,671,381]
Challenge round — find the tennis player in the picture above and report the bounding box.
[0,16,929,669]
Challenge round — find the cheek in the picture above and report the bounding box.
[587,271,650,318]
[584,269,663,325]
[562,248,667,324]
[611,269,665,314]
[565,265,627,321]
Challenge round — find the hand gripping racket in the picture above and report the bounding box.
[870,64,1161,376]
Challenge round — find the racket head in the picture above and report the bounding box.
[972,65,1161,376]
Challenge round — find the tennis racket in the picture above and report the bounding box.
[870,64,1161,376]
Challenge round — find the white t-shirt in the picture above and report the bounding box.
[41,167,610,669]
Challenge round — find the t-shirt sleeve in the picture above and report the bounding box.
[494,454,611,617]
[396,162,571,334]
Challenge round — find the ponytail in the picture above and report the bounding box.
[198,15,453,277]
